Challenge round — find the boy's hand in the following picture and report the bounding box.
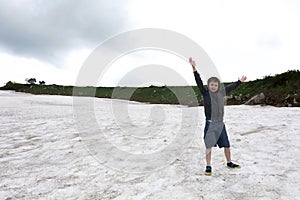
[239,75,247,82]
[189,57,196,67]
[189,57,197,71]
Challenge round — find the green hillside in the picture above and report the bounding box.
[1,70,299,107]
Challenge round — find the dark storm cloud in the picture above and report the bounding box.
[0,0,131,66]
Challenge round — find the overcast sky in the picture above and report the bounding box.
[1,0,300,86]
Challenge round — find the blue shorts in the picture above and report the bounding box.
[204,120,230,148]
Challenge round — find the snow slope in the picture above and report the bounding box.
[0,91,299,199]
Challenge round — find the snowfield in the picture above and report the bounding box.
[0,91,299,199]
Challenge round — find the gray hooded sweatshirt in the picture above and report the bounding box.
[193,71,241,122]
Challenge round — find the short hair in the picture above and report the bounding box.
[207,77,220,85]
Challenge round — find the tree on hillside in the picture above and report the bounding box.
[26,78,36,85]
[39,81,45,85]
[4,81,14,89]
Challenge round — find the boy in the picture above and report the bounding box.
[189,57,247,175]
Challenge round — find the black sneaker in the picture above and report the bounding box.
[227,162,241,168]
[205,166,212,175]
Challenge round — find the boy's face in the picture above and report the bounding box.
[208,81,219,93]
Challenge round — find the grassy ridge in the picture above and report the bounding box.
[227,70,300,106]
[1,70,299,106]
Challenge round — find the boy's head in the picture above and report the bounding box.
[207,77,220,93]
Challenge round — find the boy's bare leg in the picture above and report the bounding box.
[206,148,212,166]
[224,147,231,163]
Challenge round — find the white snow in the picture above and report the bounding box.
[0,90,299,199]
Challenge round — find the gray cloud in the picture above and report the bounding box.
[0,0,131,66]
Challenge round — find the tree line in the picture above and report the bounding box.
[25,78,45,85]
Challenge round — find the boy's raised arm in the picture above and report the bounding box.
[189,57,206,94]
[225,75,247,94]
